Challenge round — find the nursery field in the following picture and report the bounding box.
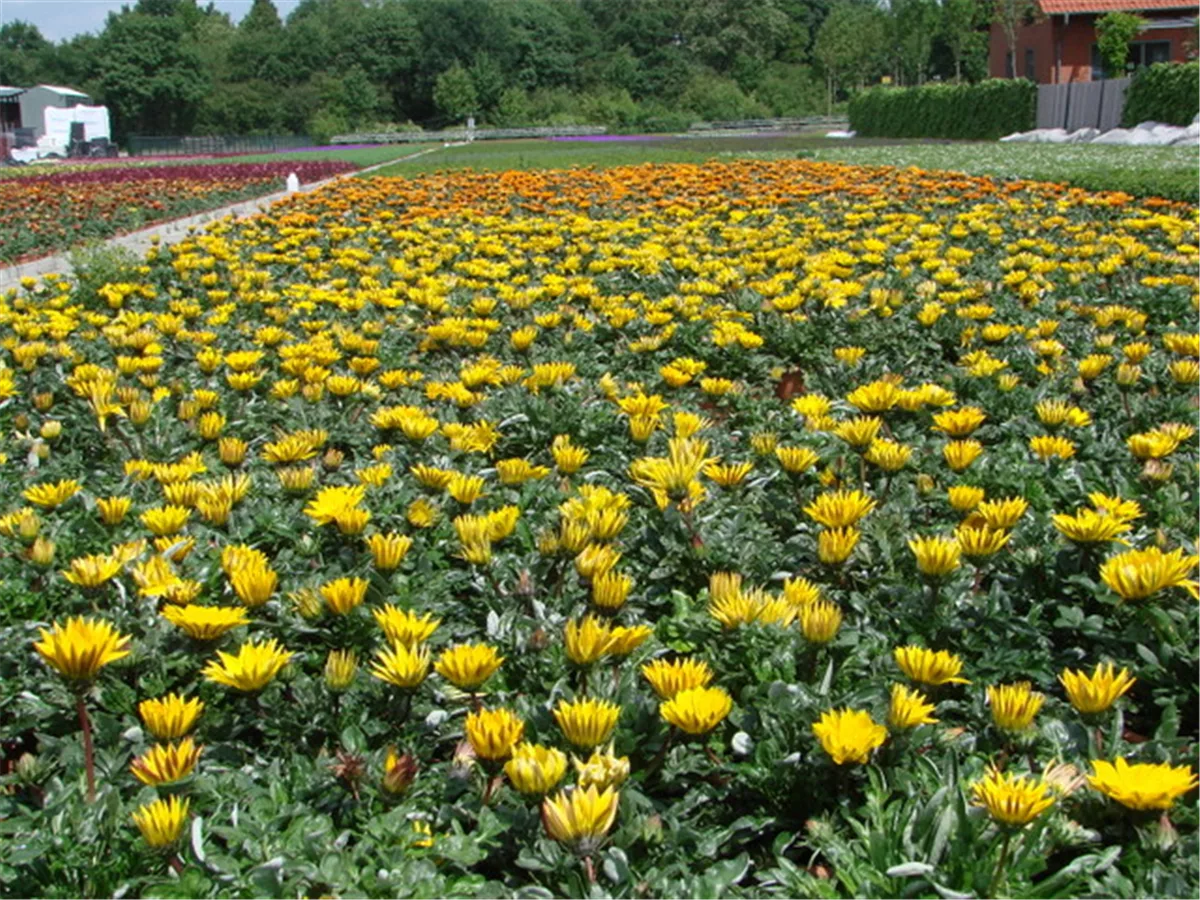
[0,159,1197,899]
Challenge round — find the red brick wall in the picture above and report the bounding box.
[990,20,1058,81]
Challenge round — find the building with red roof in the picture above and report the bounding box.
[989,0,1198,82]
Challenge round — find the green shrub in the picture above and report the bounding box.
[849,79,1036,139]
[1122,61,1200,126]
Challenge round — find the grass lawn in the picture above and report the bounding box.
[368,135,1199,203]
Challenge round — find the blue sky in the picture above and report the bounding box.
[0,1,302,42]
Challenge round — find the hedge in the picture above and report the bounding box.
[849,79,1036,140]
[1122,62,1200,127]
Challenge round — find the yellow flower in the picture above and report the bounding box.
[505,743,568,794]
[465,707,525,760]
[607,624,653,656]
[932,406,986,437]
[943,439,983,472]
[34,616,131,681]
[833,416,883,448]
[817,527,860,565]
[864,439,911,471]
[894,646,970,685]
[988,682,1044,732]
[641,657,715,699]
[407,497,440,528]
[319,576,369,615]
[1088,758,1198,810]
[373,604,441,647]
[1029,434,1076,461]
[370,641,431,689]
[812,708,888,764]
[1052,508,1130,544]
[976,496,1029,530]
[554,697,621,748]
[366,532,413,570]
[591,571,633,611]
[573,743,631,791]
[97,496,132,525]
[138,693,204,740]
[132,795,190,848]
[61,553,123,589]
[888,684,938,729]
[1099,546,1199,601]
[1059,662,1135,715]
[947,485,985,512]
[229,563,277,607]
[705,461,753,487]
[23,478,81,508]
[303,484,367,525]
[201,638,293,692]
[799,599,842,644]
[954,524,1011,559]
[846,380,899,413]
[131,737,202,785]
[804,489,876,528]
[324,649,358,691]
[160,604,249,640]
[1088,492,1142,523]
[140,505,191,537]
[435,643,504,690]
[447,472,486,504]
[564,616,616,665]
[542,785,619,851]
[660,686,733,735]
[775,445,821,474]
[552,434,589,474]
[972,768,1055,826]
[908,534,961,577]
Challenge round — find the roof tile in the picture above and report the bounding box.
[1040,0,1198,13]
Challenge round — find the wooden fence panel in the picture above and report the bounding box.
[1036,78,1131,131]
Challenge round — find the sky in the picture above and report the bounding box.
[0,0,303,42]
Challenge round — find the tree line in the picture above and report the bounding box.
[0,0,998,141]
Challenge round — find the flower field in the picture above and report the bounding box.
[0,160,357,265]
[0,159,1197,898]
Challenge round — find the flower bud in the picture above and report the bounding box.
[39,420,62,440]
[382,748,419,795]
[28,536,56,566]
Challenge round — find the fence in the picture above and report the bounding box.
[128,134,315,157]
[1036,78,1130,132]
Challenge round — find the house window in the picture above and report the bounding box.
[1091,40,1171,79]
[1024,48,1036,79]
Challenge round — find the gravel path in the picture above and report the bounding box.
[0,145,442,291]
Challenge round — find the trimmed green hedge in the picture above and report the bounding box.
[1122,62,1200,127]
[849,80,1036,140]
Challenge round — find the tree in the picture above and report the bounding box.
[891,0,939,85]
[814,2,888,110]
[993,0,1038,78]
[0,21,51,85]
[942,0,983,82]
[433,63,478,122]
[1096,12,1146,79]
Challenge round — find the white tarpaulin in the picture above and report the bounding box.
[43,105,111,143]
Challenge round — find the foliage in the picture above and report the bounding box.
[1095,13,1147,79]
[0,158,1197,898]
[849,78,1036,139]
[433,63,480,124]
[1122,62,1200,128]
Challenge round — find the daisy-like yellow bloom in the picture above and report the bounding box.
[324,649,358,691]
[564,616,616,665]
[23,478,81,508]
[705,461,753,488]
[369,641,431,689]
[366,532,413,570]
[140,505,191,537]
[1030,434,1076,461]
[894,646,970,686]
[846,380,899,413]
[551,434,589,474]
[201,638,293,692]
[804,489,876,528]
[1087,493,1142,524]
[504,743,568,794]
[229,563,277,607]
[782,576,822,607]
[909,534,961,578]
[303,484,367,526]
[976,496,1029,530]
[407,497,440,528]
[972,768,1055,826]
[607,624,653,657]
[660,686,733,735]
[775,445,821,474]
[818,527,860,565]
[373,604,441,647]
[988,682,1045,732]
[61,553,123,589]
[864,438,911,471]
[554,697,621,749]
[799,599,842,644]
[1052,508,1130,544]
[591,571,633,611]
[131,737,202,785]
[465,707,525,761]
[160,604,249,641]
[932,406,987,437]
[97,496,133,525]
[812,708,888,764]
[35,616,131,681]
[573,743,631,791]
[954,524,1011,559]
[319,576,369,615]
[943,439,984,472]
[435,642,504,690]
[1099,546,1199,601]
[642,657,715,699]
[1088,758,1198,810]
[132,795,190,848]
[138,693,203,740]
[833,416,883,448]
[447,472,486,504]
[1059,662,1135,715]
[888,683,938,729]
[542,785,619,851]
[947,485,985,512]
[1126,430,1180,460]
